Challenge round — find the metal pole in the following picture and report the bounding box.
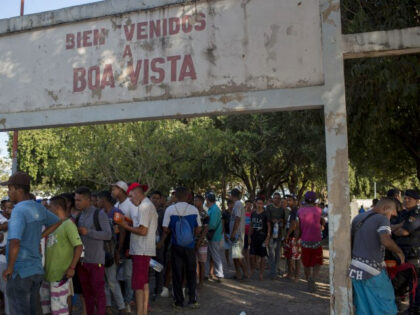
[12,0,24,174]
[374,182,377,199]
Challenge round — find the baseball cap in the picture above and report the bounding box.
[0,171,31,186]
[286,194,297,200]
[405,189,420,200]
[112,180,128,193]
[126,182,149,195]
[304,191,317,203]
[205,191,216,202]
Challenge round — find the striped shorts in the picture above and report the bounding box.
[40,280,70,315]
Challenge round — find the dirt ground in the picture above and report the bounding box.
[101,246,331,315]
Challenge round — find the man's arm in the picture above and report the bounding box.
[380,233,405,263]
[80,212,112,240]
[66,245,83,278]
[119,223,148,236]
[2,239,19,280]
[230,216,241,241]
[157,227,170,249]
[42,220,63,238]
[0,222,8,231]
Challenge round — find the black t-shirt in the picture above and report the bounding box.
[251,211,268,239]
[286,207,298,237]
[222,210,231,234]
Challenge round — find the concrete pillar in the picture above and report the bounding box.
[320,0,353,314]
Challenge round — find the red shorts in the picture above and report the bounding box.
[284,237,302,260]
[301,246,323,267]
[132,255,151,290]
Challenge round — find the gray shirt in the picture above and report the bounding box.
[349,211,391,280]
[78,206,112,264]
[229,200,245,240]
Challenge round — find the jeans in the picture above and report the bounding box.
[0,262,10,315]
[105,263,125,310]
[268,238,282,277]
[6,273,43,315]
[171,245,197,306]
[78,263,106,315]
[206,241,224,278]
[153,247,165,295]
[121,259,133,304]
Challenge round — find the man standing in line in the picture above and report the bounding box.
[150,190,166,299]
[112,180,137,311]
[75,186,112,315]
[117,183,157,315]
[0,172,60,314]
[349,198,404,314]
[160,187,201,309]
[97,190,126,314]
[205,192,224,282]
[229,188,249,280]
[284,194,301,281]
[298,191,324,292]
[266,192,286,279]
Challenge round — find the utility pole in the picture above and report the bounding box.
[12,0,24,174]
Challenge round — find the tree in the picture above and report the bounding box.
[342,0,420,187]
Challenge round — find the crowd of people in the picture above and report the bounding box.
[0,170,418,315]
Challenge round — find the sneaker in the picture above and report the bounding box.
[160,287,169,298]
[182,287,186,298]
[172,303,183,310]
[187,302,200,309]
[126,303,132,314]
[216,277,223,283]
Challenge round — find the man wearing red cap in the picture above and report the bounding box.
[117,182,157,315]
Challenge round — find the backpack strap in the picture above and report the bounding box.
[93,209,102,231]
[75,212,82,227]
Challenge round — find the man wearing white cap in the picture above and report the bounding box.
[112,180,137,312]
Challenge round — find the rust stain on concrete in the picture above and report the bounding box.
[46,90,59,102]
[325,111,346,135]
[208,93,244,104]
[322,0,339,26]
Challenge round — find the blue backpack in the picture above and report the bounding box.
[174,205,194,247]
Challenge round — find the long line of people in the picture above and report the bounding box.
[0,170,417,314]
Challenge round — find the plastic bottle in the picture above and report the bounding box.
[150,259,164,272]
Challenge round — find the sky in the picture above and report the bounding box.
[0,0,102,158]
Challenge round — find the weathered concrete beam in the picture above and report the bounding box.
[0,0,184,35]
[343,26,420,59]
[0,86,324,131]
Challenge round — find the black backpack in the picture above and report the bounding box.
[75,209,115,268]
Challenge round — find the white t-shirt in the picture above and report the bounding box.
[115,198,137,216]
[0,214,8,264]
[128,197,158,256]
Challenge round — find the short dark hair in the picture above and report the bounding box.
[273,192,281,197]
[227,199,234,205]
[75,186,91,198]
[60,193,75,210]
[97,190,115,204]
[255,197,264,203]
[151,190,162,197]
[230,188,241,198]
[175,187,188,200]
[50,196,67,210]
[11,184,30,194]
[245,200,252,204]
[387,189,400,198]
[195,195,205,203]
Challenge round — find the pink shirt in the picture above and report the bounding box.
[298,206,322,242]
